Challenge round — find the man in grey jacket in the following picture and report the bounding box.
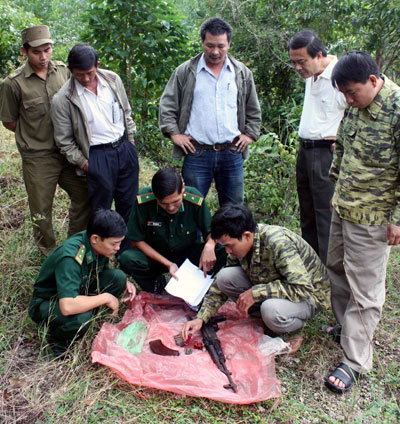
[51,44,139,227]
[159,18,261,206]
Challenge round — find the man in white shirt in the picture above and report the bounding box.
[159,18,261,206]
[51,44,139,234]
[288,30,346,264]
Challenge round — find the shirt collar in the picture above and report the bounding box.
[238,224,260,268]
[24,60,55,78]
[156,201,185,216]
[366,75,386,119]
[251,225,261,264]
[319,55,337,80]
[82,231,96,264]
[75,73,106,96]
[197,53,233,75]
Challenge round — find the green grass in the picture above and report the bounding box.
[0,125,399,423]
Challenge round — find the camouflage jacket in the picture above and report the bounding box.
[330,76,400,225]
[197,224,330,323]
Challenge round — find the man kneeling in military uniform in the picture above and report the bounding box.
[118,168,227,293]
[29,209,136,357]
[182,205,330,343]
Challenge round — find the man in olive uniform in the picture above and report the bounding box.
[0,25,90,256]
[182,205,330,340]
[118,168,227,293]
[29,209,136,357]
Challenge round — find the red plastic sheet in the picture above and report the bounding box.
[92,292,282,404]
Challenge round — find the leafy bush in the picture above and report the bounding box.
[82,0,190,162]
[244,132,299,228]
[12,0,88,62]
[0,2,40,77]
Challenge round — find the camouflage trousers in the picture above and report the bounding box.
[327,210,390,373]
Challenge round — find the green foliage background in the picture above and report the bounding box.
[0,2,40,77]
[1,0,400,222]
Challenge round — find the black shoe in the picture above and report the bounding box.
[47,336,69,359]
[248,304,261,318]
[263,326,279,338]
[51,344,68,359]
[322,324,342,344]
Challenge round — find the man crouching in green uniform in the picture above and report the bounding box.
[118,168,227,293]
[182,205,330,341]
[29,209,136,357]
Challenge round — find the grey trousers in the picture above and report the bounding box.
[216,266,316,334]
[327,210,390,373]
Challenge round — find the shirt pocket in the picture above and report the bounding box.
[320,95,338,119]
[361,141,394,168]
[22,97,46,120]
[226,81,238,109]
[343,121,357,138]
[182,226,197,240]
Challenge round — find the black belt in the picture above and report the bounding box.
[299,138,334,149]
[90,135,125,150]
[190,136,239,151]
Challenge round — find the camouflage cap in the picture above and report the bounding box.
[21,25,53,48]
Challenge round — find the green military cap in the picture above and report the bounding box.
[21,25,53,47]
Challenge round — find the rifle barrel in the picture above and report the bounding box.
[202,318,238,393]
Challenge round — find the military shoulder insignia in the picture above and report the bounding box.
[183,191,204,206]
[74,244,86,265]
[137,192,156,204]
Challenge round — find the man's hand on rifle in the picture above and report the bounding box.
[181,318,203,340]
[236,288,255,314]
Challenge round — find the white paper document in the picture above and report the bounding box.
[165,259,213,306]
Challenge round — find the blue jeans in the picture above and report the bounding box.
[182,147,244,206]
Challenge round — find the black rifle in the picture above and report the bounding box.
[201,315,238,393]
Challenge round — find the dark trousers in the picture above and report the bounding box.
[87,136,139,222]
[29,269,127,348]
[296,144,334,264]
[118,243,227,293]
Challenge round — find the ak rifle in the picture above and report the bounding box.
[201,315,238,393]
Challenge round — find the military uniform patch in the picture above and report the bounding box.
[137,192,156,204]
[147,221,162,227]
[74,244,86,265]
[183,191,203,206]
